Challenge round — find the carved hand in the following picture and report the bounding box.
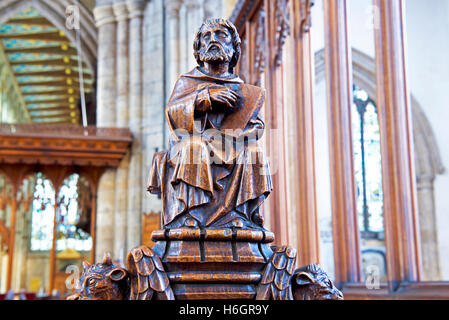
[208,85,239,110]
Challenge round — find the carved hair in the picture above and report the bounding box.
[193,18,241,73]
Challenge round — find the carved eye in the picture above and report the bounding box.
[216,31,227,38]
[87,278,97,287]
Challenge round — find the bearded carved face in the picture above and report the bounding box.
[193,19,241,72]
[198,24,234,64]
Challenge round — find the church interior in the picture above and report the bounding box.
[0,0,448,300]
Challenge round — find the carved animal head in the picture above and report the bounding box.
[292,264,343,300]
[67,253,129,300]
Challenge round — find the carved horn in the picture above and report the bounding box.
[103,252,112,266]
[82,260,91,270]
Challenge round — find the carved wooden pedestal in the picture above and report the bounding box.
[68,227,343,300]
[151,228,275,299]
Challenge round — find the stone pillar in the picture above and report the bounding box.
[94,2,117,261]
[185,0,203,70]
[164,0,182,99]
[164,0,183,148]
[142,0,164,215]
[113,1,130,262]
[417,174,441,280]
[126,0,146,252]
[203,0,221,19]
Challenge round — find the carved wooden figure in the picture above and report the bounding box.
[70,18,342,301]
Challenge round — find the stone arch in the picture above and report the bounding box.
[0,0,98,73]
[315,47,446,280]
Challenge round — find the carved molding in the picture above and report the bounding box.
[0,124,132,167]
[230,0,259,31]
[274,0,291,67]
[299,0,314,34]
[164,0,183,19]
[185,0,202,10]
[127,0,146,19]
[94,4,116,27]
[254,9,266,86]
[113,2,129,21]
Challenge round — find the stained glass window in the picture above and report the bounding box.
[30,173,92,252]
[56,174,92,252]
[30,173,55,251]
[352,86,384,239]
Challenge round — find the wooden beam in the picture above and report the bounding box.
[4,46,78,55]
[33,119,73,124]
[290,0,319,266]
[374,0,421,289]
[323,0,362,286]
[15,70,93,80]
[25,99,77,105]
[6,17,54,27]
[0,31,67,42]
[10,58,88,69]
[30,111,78,118]
[22,90,80,96]
[28,106,77,112]
[31,113,76,120]
[21,86,92,95]
[19,79,94,89]
[26,96,78,103]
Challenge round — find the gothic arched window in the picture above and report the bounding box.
[352,86,384,239]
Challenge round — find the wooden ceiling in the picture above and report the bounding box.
[0,7,94,124]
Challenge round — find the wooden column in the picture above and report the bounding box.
[5,184,17,291]
[90,187,97,264]
[48,191,58,293]
[80,166,105,265]
[290,0,319,265]
[373,0,421,289]
[264,0,290,246]
[323,0,361,286]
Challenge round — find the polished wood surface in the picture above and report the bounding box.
[290,0,319,266]
[374,0,421,289]
[69,16,341,301]
[323,0,362,286]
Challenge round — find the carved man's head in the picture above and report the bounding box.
[67,253,128,300]
[193,18,241,72]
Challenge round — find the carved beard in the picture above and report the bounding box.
[199,43,234,64]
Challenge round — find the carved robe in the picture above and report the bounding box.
[148,67,272,228]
